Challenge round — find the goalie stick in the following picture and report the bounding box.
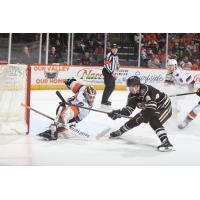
[56,91,132,119]
[21,103,109,140]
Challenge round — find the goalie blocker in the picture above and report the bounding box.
[107,76,173,152]
[38,78,97,140]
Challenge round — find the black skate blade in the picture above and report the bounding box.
[109,136,121,139]
[37,132,52,140]
[37,134,52,141]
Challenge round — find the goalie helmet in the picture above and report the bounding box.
[126,76,141,87]
[84,86,96,106]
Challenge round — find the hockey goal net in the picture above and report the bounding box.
[0,64,31,134]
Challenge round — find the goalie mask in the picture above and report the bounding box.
[84,86,96,106]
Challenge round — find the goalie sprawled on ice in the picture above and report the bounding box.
[38,78,96,140]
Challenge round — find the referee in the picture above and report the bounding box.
[101,44,119,106]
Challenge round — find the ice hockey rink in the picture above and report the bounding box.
[1,87,200,166]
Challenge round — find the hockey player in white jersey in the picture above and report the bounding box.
[178,88,200,129]
[165,59,195,115]
[165,59,195,91]
[38,78,96,140]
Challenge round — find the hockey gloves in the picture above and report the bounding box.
[59,101,66,107]
[107,109,121,120]
[64,78,76,88]
[196,88,200,97]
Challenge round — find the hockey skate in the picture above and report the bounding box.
[109,129,124,138]
[37,130,57,140]
[37,124,58,140]
[178,120,189,129]
[101,101,112,106]
[157,138,173,152]
[100,101,112,111]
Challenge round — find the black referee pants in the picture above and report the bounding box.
[101,68,115,104]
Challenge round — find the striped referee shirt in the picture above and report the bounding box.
[104,52,119,74]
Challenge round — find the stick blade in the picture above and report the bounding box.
[96,127,111,140]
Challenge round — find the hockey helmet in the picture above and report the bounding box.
[167,59,177,70]
[126,76,141,87]
[84,85,96,106]
[111,44,118,49]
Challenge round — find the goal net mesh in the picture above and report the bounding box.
[0,64,30,134]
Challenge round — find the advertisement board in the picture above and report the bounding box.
[31,65,200,90]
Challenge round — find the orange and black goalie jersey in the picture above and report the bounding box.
[120,84,171,117]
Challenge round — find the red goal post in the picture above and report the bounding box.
[0,64,31,134]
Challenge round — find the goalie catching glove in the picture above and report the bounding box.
[64,78,76,88]
[107,109,121,120]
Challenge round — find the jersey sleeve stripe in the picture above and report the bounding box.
[70,81,82,93]
[70,106,79,118]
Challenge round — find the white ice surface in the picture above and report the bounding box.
[1,86,200,165]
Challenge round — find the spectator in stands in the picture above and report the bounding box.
[55,39,62,58]
[158,35,166,50]
[148,39,158,54]
[75,41,85,54]
[179,38,186,53]
[106,41,111,53]
[168,34,200,69]
[95,44,104,65]
[81,52,94,65]
[172,42,180,55]
[182,56,192,70]
[48,46,60,63]
[141,46,148,67]
[192,59,200,70]
[72,33,105,66]
[85,40,96,54]
[147,54,160,68]
[158,49,166,68]
[17,46,36,64]
[191,44,199,60]
[73,41,85,64]
[146,47,153,56]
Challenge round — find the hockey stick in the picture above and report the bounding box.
[21,103,109,139]
[169,92,197,97]
[21,103,54,121]
[56,91,132,119]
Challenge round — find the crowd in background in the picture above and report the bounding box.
[140,33,200,70]
[140,33,167,68]
[73,33,105,65]
[0,33,199,70]
[168,34,200,70]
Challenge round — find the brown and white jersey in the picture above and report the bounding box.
[121,84,171,116]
